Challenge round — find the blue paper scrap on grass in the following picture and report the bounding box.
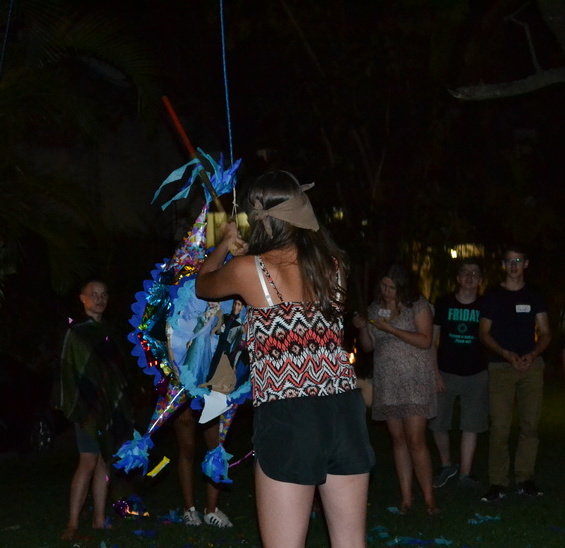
[467,513,501,525]
[434,538,453,546]
[386,537,433,546]
[371,525,453,546]
[157,508,184,524]
[372,524,390,538]
[133,529,158,538]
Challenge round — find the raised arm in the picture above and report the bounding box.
[195,222,249,301]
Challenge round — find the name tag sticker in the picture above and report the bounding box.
[516,304,531,313]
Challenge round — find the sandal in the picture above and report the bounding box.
[426,506,441,516]
[203,507,233,528]
[399,505,411,515]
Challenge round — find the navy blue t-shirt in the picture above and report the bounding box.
[434,293,487,376]
[481,285,547,358]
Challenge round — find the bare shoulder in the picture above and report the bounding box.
[225,254,284,307]
[227,254,256,275]
[227,255,262,300]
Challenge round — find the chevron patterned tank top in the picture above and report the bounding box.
[246,256,357,406]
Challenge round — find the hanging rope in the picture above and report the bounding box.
[219,0,234,166]
[0,0,16,81]
[162,3,239,224]
[219,0,239,219]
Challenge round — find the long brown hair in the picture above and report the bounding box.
[245,171,348,318]
[375,263,420,307]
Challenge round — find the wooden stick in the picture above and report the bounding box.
[162,96,225,213]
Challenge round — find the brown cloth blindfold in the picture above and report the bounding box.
[250,183,320,238]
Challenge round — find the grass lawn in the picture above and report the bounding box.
[1,374,565,548]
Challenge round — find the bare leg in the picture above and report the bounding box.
[174,408,198,511]
[202,417,222,514]
[91,455,110,529]
[319,473,369,548]
[460,431,478,476]
[386,419,413,509]
[432,430,451,467]
[403,416,436,511]
[255,462,315,548]
[62,452,98,539]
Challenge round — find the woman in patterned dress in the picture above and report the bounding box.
[196,171,375,548]
[353,263,438,515]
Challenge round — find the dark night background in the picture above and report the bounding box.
[2,0,565,377]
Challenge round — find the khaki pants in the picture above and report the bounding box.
[487,359,544,486]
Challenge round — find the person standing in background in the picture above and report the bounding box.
[479,246,551,502]
[55,280,133,541]
[354,263,438,515]
[429,258,488,489]
[173,407,233,528]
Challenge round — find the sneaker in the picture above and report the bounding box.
[183,507,202,526]
[433,463,459,488]
[458,474,482,489]
[480,484,506,502]
[203,507,233,528]
[516,480,543,497]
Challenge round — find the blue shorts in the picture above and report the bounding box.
[428,370,489,433]
[253,389,375,485]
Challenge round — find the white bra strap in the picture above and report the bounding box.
[254,255,274,306]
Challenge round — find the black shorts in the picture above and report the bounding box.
[74,423,99,454]
[253,389,376,485]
